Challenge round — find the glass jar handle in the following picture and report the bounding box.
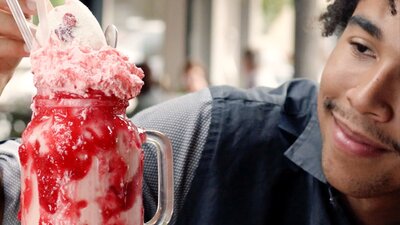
[143,130,174,225]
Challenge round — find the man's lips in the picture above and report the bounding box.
[332,113,390,157]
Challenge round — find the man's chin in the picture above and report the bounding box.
[322,145,394,199]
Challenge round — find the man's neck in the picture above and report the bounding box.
[344,193,400,225]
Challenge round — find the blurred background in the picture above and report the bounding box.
[0,0,337,139]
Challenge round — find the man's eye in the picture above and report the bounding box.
[355,43,368,53]
[350,42,376,58]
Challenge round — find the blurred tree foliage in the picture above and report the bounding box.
[33,0,66,25]
[50,0,65,6]
[262,0,293,29]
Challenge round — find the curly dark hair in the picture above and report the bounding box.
[319,0,397,37]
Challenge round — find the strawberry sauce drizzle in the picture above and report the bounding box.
[19,93,145,224]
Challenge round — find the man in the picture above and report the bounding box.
[0,0,399,225]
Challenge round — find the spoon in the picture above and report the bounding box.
[5,0,35,51]
[104,24,118,48]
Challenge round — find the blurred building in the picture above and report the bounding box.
[0,0,335,139]
[99,0,334,88]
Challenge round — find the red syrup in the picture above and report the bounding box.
[19,92,146,225]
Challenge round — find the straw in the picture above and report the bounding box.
[36,0,50,42]
[5,0,35,51]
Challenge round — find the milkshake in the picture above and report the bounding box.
[18,1,158,224]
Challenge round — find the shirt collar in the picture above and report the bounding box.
[283,106,326,183]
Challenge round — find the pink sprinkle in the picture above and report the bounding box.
[55,13,78,42]
[55,27,74,42]
[63,13,77,27]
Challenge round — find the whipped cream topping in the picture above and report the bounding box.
[31,38,144,100]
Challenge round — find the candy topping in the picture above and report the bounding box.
[55,13,77,42]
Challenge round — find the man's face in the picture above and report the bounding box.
[318,0,400,198]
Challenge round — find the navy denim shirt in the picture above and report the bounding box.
[176,80,354,225]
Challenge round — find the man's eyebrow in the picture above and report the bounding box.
[348,15,382,40]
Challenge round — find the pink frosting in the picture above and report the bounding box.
[31,39,144,100]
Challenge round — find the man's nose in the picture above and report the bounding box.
[345,62,397,123]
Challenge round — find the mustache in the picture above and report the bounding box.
[323,99,400,152]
